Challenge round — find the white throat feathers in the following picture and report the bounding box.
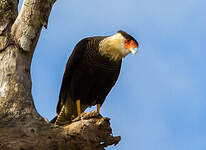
[99,33,130,61]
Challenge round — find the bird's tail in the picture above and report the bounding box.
[55,99,88,125]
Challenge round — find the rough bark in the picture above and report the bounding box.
[0,0,120,149]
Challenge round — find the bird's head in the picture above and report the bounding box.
[99,30,139,61]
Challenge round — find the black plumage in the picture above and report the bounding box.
[52,31,138,125]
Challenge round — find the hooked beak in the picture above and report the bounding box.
[129,47,138,55]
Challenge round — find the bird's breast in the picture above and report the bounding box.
[84,49,121,72]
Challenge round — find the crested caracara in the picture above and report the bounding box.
[52,30,139,125]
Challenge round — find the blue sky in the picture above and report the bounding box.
[19,0,206,149]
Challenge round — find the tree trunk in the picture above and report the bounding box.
[0,0,120,149]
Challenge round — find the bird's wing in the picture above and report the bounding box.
[56,38,89,114]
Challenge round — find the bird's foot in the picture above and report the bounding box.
[72,110,102,122]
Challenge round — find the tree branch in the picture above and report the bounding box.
[0,0,18,52]
[0,0,18,35]
[11,0,55,52]
[0,0,56,120]
[0,111,121,150]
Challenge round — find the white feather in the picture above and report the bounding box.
[99,33,130,61]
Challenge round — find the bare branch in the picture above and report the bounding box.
[0,0,18,52]
[0,0,56,121]
[11,0,56,51]
[0,0,18,35]
[0,111,121,150]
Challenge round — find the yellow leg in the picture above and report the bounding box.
[97,104,100,113]
[76,99,81,116]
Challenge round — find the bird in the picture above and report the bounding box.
[51,30,139,125]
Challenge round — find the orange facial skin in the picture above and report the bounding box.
[125,40,138,50]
